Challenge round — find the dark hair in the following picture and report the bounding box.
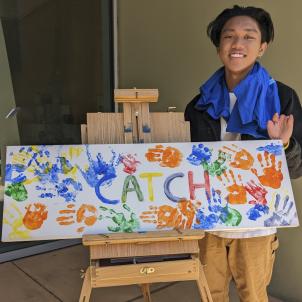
[207,5,274,47]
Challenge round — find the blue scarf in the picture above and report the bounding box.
[195,62,280,138]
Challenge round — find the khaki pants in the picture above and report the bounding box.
[199,233,279,302]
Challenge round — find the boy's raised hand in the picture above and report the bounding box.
[267,113,294,145]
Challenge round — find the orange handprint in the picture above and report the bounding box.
[140,200,197,229]
[56,203,98,233]
[218,169,247,204]
[56,204,76,225]
[77,204,98,226]
[145,145,183,168]
[222,144,254,170]
[23,203,48,230]
[251,152,283,189]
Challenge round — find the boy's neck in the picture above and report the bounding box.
[224,65,254,91]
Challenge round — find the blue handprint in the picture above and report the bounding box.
[194,188,242,229]
[264,194,296,227]
[78,145,121,204]
[247,204,269,221]
[187,144,212,166]
[187,144,229,177]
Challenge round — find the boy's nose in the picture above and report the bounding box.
[231,37,244,48]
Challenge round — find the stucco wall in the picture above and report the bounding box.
[118,1,302,300]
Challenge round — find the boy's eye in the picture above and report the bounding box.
[223,35,232,39]
[245,35,255,40]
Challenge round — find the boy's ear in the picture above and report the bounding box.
[258,42,268,57]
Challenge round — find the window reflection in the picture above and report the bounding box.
[1,0,112,145]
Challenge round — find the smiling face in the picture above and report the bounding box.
[218,15,267,82]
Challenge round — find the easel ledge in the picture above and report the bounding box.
[83,229,204,246]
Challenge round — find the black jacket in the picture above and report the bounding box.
[185,81,302,179]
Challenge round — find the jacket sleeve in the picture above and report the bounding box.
[281,87,302,179]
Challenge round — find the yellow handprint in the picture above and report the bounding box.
[3,203,31,240]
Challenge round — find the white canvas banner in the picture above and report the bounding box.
[2,140,299,241]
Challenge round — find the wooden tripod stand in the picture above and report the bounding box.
[79,89,213,302]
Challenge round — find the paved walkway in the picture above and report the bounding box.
[0,244,284,302]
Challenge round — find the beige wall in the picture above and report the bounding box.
[118,1,302,300]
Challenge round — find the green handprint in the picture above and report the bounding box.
[99,204,140,232]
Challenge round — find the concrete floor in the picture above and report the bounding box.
[0,244,283,302]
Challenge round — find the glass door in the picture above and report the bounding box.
[0,0,114,261]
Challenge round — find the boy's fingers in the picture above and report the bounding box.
[272,112,279,123]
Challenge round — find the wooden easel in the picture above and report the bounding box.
[79,89,213,302]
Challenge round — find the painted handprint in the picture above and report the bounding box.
[218,170,247,204]
[5,182,28,202]
[246,204,269,221]
[187,144,212,166]
[245,180,268,205]
[5,163,29,202]
[120,154,140,174]
[3,203,31,240]
[140,200,197,229]
[56,204,76,225]
[257,143,283,156]
[187,144,229,176]
[222,144,254,170]
[23,203,48,230]
[245,180,269,221]
[99,204,140,232]
[78,145,121,204]
[264,194,296,227]
[251,151,283,189]
[6,146,83,203]
[194,188,242,229]
[145,145,183,168]
[56,203,98,233]
[77,204,98,229]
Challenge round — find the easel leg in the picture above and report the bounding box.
[196,260,213,302]
[140,283,152,302]
[79,268,92,302]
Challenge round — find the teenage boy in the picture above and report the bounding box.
[185,5,302,302]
